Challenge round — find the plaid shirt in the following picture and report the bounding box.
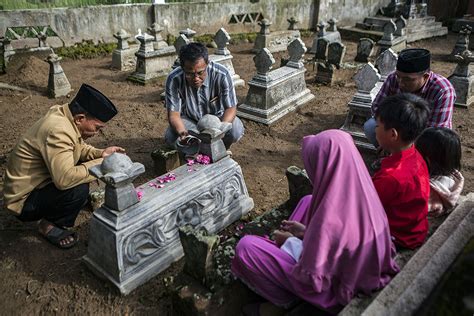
[165,61,237,122]
[372,71,456,128]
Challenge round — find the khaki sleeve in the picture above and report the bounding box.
[43,129,102,190]
[79,143,104,161]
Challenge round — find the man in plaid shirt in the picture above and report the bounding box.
[364,48,456,146]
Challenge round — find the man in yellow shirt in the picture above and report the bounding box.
[3,84,124,249]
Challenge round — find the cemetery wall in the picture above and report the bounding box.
[0,0,386,46]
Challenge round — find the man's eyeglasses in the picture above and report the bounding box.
[184,68,207,78]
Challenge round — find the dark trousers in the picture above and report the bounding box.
[17,182,89,228]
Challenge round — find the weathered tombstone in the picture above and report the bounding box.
[375,48,398,81]
[355,38,375,63]
[314,38,329,62]
[377,19,406,55]
[451,25,472,60]
[148,22,168,50]
[252,18,300,54]
[340,63,381,151]
[127,33,176,85]
[37,31,48,48]
[83,150,254,294]
[45,53,71,98]
[172,34,190,69]
[208,28,245,87]
[111,29,138,71]
[179,28,197,41]
[309,19,341,54]
[238,39,315,124]
[315,42,346,85]
[448,50,474,108]
[287,17,298,30]
[394,16,407,37]
[189,114,231,163]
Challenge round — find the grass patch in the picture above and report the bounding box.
[55,40,116,59]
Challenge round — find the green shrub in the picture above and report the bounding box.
[55,40,116,59]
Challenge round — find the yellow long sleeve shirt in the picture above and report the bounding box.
[3,104,103,215]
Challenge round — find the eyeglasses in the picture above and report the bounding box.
[184,68,207,78]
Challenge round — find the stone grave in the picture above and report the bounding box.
[374,48,398,94]
[148,22,168,50]
[313,37,329,62]
[127,33,176,85]
[179,28,197,42]
[171,34,190,69]
[355,38,375,63]
[111,29,139,71]
[83,127,254,294]
[238,38,315,125]
[309,20,342,55]
[208,28,245,88]
[448,50,474,108]
[452,14,474,32]
[376,18,406,55]
[252,19,300,54]
[45,53,71,98]
[340,62,381,151]
[287,17,298,30]
[451,25,472,61]
[340,1,447,43]
[315,42,346,85]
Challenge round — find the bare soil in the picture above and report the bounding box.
[0,33,472,315]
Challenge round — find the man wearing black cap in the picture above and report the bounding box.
[364,48,456,146]
[3,84,124,249]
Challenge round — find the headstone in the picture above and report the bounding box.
[340,63,381,151]
[148,22,168,50]
[287,17,298,30]
[355,38,375,63]
[111,29,138,71]
[314,38,329,62]
[376,19,406,55]
[252,19,300,54]
[45,53,71,98]
[209,28,245,88]
[37,31,48,48]
[327,42,346,69]
[315,42,346,85]
[451,25,471,60]
[127,33,176,85]
[448,50,474,108]
[309,19,341,54]
[179,28,196,41]
[452,14,474,33]
[238,39,315,125]
[375,48,398,81]
[394,16,407,37]
[172,34,190,68]
[83,153,254,294]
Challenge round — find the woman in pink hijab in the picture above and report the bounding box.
[231,130,399,314]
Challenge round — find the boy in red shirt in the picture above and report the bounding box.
[372,93,430,249]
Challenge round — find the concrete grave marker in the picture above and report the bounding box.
[315,42,346,85]
[377,19,406,55]
[355,38,375,63]
[112,29,138,71]
[375,48,398,81]
[287,17,298,30]
[238,40,314,125]
[394,16,407,37]
[148,22,168,50]
[179,28,196,41]
[252,19,300,54]
[341,63,381,151]
[449,50,474,108]
[451,25,471,60]
[46,53,71,98]
[327,18,338,32]
[83,152,254,294]
[309,19,341,54]
[314,38,329,62]
[172,34,190,68]
[327,42,346,69]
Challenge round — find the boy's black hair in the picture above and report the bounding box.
[375,93,430,143]
[415,127,462,176]
[179,42,209,67]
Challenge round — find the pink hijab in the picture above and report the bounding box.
[293,130,399,306]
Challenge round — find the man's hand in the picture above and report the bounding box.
[273,229,294,247]
[280,220,306,239]
[102,146,126,158]
[178,130,189,143]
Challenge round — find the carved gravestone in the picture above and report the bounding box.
[179,28,196,41]
[252,18,300,54]
[46,53,71,98]
[448,50,474,108]
[148,22,168,50]
[111,29,138,71]
[309,20,342,54]
[209,28,244,87]
[83,152,254,294]
[377,19,406,55]
[314,38,329,62]
[375,48,398,81]
[340,63,381,151]
[238,39,315,124]
[172,34,190,68]
[394,16,407,37]
[451,25,472,60]
[127,33,176,85]
[189,114,231,163]
[355,38,375,63]
[315,42,346,85]
[37,31,48,48]
[287,17,298,30]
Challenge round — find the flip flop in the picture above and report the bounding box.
[43,225,79,249]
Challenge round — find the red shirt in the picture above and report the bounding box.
[372,145,430,249]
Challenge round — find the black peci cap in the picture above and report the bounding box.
[70,84,117,122]
[396,48,431,73]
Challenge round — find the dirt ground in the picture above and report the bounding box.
[0,32,472,315]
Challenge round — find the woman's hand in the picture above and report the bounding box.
[273,230,293,247]
[280,220,306,239]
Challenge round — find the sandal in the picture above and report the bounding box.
[43,225,79,249]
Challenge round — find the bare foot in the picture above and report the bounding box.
[38,219,76,248]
